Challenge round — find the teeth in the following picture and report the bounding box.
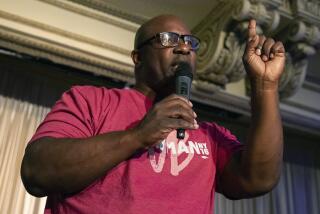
[172,64,179,70]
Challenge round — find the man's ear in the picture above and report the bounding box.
[131,50,141,65]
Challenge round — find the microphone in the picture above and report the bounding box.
[175,62,193,139]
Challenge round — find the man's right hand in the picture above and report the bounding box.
[21,94,198,196]
[131,94,198,148]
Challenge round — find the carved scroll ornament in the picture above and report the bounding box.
[194,0,320,98]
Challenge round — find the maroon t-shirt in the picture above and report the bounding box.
[30,86,243,214]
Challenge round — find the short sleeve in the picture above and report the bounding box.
[205,122,244,177]
[29,86,109,143]
[215,124,244,175]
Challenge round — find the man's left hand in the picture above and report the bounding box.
[242,19,286,89]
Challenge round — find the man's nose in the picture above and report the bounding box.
[173,40,191,55]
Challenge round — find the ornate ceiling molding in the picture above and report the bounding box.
[291,0,320,24]
[0,25,134,83]
[67,0,148,25]
[193,0,246,86]
[0,10,131,56]
[193,0,320,99]
[39,0,139,32]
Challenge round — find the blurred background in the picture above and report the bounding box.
[0,0,319,213]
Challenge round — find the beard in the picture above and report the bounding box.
[153,75,176,102]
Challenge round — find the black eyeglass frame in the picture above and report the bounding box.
[136,32,201,51]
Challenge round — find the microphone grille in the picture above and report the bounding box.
[175,62,193,79]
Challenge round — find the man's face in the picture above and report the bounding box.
[137,17,197,98]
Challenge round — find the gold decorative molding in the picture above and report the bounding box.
[0,25,135,83]
[0,10,131,56]
[38,0,139,32]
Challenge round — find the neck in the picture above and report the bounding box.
[133,83,156,101]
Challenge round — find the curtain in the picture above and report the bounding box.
[215,162,320,214]
[0,70,49,213]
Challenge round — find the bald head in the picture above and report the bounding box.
[131,14,197,100]
[134,15,190,50]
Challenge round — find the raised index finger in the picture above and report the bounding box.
[248,19,257,40]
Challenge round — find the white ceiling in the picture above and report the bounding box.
[104,0,216,29]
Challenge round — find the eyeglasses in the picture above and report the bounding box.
[137,32,201,51]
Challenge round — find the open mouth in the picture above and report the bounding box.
[171,61,193,73]
[171,63,180,71]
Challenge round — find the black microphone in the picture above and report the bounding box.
[175,62,193,139]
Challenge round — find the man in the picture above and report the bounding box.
[21,15,285,213]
